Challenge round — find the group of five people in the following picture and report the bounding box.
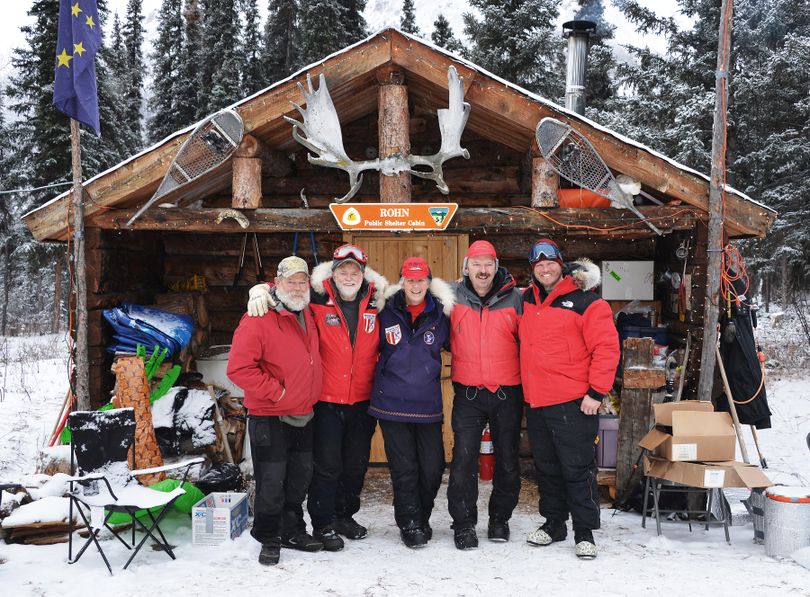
[226,238,619,566]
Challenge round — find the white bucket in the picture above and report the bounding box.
[764,486,810,559]
[196,345,244,398]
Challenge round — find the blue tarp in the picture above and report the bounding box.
[103,303,193,357]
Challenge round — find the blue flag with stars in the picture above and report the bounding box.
[53,0,102,136]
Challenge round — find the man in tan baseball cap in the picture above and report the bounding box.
[227,255,323,565]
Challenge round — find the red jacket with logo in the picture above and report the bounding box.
[450,268,522,390]
[308,261,387,405]
[227,296,323,416]
[519,271,619,408]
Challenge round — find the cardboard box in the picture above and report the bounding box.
[192,492,248,546]
[601,261,654,300]
[639,401,737,462]
[643,455,772,489]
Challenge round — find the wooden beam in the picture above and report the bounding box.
[377,65,411,202]
[89,205,703,236]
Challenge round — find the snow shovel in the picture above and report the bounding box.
[535,117,662,235]
[127,108,244,226]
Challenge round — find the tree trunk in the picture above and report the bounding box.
[52,255,63,333]
[1,242,10,336]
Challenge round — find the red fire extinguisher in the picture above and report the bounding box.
[479,424,495,481]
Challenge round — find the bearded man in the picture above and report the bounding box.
[228,256,324,565]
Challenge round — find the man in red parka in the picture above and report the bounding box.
[228,256,324,566]
[519,239,619,560]
[446,240,524,550]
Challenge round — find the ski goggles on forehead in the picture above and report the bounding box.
[333,244,367,265]
[528,241,562,264]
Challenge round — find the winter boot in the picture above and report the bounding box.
[453,526,479,550]
[400,527,428,549]
[259,543,280,566]
[487,519,510,542]
[424,522,433,542]
[282,531,324,552]
[527,519,567,546]
[313,525,345,552]
[333,516,368,540]
[574,529,597,559]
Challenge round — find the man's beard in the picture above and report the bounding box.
[275,286,310,312]
[334,280,360,301]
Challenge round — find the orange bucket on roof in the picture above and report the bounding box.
[558,188,612,208]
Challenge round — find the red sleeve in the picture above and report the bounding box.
[582,299,620,396]
[226,315,285,402]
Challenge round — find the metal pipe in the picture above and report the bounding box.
[563,20,596,116]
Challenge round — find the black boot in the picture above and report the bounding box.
[259,542,280,565]
[487,519,510,542]
[574,529,597,559]
[400,527,428,549]
[282,531,324,552]
[313,525,345,552]
[333,516,368,540]
[453,526,478,550]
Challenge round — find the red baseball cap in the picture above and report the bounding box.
[466,240,497,260]
[401,257,431,280]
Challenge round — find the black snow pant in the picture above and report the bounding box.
[248,415,314,546]
[447,383,523,528]
[378,419,445,531]
[526,400,601,531]
[307,400,378,529]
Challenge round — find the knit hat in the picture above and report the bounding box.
[528,238,564,267]
[277,256,310,278]
[401,257,432,280]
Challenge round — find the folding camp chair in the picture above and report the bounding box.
[66,408,203,574]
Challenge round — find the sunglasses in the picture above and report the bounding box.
[528,241,561,264]
[333,244,368,265]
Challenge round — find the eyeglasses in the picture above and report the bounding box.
[333,244,367,265]
[528,241,561,264]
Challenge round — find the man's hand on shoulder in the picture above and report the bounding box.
[248,283,273,317]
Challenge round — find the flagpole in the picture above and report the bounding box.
[70,118,90,411]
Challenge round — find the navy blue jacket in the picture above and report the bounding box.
[369,282,453,423]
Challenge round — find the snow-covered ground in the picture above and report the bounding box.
[1,333,809,596]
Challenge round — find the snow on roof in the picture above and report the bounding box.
[26,28,769,220]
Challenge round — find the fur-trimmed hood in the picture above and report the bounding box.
[567,258,601,291]
[382,277,456,316]
[310,260,389,306]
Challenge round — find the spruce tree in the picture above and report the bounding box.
[264,0,300,81]
[122,0,145,148]
[400,0,420,36]
[340,0,367,43]
[148,0,185,142]
[199,0,242,114]
[298,0,347,67]
[175,0,203,127]
[463,0,565,100]
[240,0,265,94]
[432,14,462,53]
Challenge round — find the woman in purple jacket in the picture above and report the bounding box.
[369,257,454,548]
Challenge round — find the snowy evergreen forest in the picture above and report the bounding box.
[0,0,808,334]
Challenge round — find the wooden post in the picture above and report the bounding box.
[531,147,559,207]
[615,337,659,502]
[70,119,90,411]
[232,134,263,209]
[697,0,733,401]
[52,255,62,333]
[377,66,411,203]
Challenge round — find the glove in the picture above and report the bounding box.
[247,283,273,317]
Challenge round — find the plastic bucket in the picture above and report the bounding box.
[764,486,810,558]
[196,345,244,398]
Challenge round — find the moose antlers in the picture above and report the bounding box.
[285,66,471,203]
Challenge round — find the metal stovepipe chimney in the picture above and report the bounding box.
[563,20,596,116]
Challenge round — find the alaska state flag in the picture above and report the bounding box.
[53,0,102,136]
